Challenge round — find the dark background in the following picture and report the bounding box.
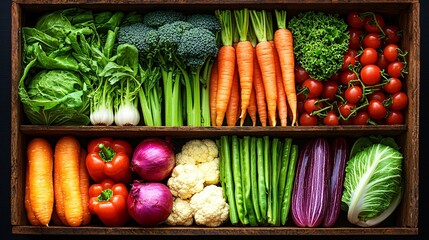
[0,1,427,240]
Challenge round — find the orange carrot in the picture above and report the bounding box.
[253,47,268,127]
[271,41,288,126]
[250,10,278,126]
[26,138,54,226]
[215,10,236,127]
[247,86,257,126]
[226,64,240,126]
[79,148,92,225]
[274,10,297,126]
[25,164,41,226]
[209,61,219,126]
[234,9,254,123]
[54,136,83,227]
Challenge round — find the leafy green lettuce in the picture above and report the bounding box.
[341,141,403,227]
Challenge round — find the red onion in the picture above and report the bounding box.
[131,138,175,182]
[127,181,173,226]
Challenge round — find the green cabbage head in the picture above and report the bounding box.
[341,143,403,227]
[18,69,90,125]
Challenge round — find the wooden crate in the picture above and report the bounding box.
[10,0,420,236]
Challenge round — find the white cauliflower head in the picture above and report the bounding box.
[180,139,218,163]
[165,198,194,226]
[175,152,196,165]
[197,157,220,185]
[167,164,205,200]
[190,185,229,227]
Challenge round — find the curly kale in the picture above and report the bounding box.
[288,11,349,81]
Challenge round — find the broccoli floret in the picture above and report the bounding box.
[117,22,158,61]
[143,10,186,28]
[158,21,194,60]
[177,27,218,70]
[186,14,221,34]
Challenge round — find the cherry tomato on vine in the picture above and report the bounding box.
[302,78,323,98]
[368,90,387,102]
[339,102,356,119]
[347,11,365,29]
[342,54,356,71]
[383,25,401,45]
[389,91,408,111]
[345,48,358,58]
[383,77,402,93]
[364,13,385,33]
[345,85,363,104]
[386,110,404,125]
[322,80,339,101]
[376,52,391,70]
[383,44,399,62]
[368,99,387,120]
[295,66,310,84]
[363,33,382,49]
[348,28,363,49]
[323,111,339,126]
[360,47,378,66]
[299,113,318,126]
[387,61,405,78]
[297,101,305,116]
[340,118,354,125]
[330,72,341,83]
[360,64,381,85]
[352,111,370,125]
[304,98,322,114]
[340,70,358,85]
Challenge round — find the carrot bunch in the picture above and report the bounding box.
[211,9,296,126]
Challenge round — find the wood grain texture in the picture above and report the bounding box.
[10,0,420,235]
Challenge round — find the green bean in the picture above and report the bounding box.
[263,136,270,196]
[281,144,299,225]
[220,136,238,225]
[278,138,292,217]
[232,135,247,225]
[217,139,227,199]
[241,136,257,226]
[257,137,267,222]
[250,137,262,223]
[272,138,283,226]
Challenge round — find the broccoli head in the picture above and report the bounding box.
[117,22,159,60]
[177,27,218,70]
[143,10,186,28]
[158,21,194,53]
[186,14,221,34]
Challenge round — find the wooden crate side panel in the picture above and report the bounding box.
[396,2,420,228]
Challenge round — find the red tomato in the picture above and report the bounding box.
[345,85,363,104]
[360,64,381,85]
[368,90,387,102]
[340,70,358,85]
[364,13,385,33]
[386,110,404,125]
[322,80,338,101]
[390,91,408,111]
[383,77,402,93]
[347,11,365,29]
[383,25,401,45]
[299,113,318,126]
[383,44,399,62]
[363,33,382,49]
[340,118,354,125]
[330,72,341,83]
[368,99,387,120]
[376,52,391,70]
[302,78,323,98]
[345,48,358,58]
[348,28,363,49]
[297,101,305,116]
[387,61,405,78]
[323,111,339,126]
[360,48,378,66]
[341,54,356,71]
[304,98,322,114]
[295,66,310,84]
[352,111,370,125]
[339,102,356,119]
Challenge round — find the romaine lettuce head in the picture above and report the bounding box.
[341,143,403,227]
[18,69,90,125]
